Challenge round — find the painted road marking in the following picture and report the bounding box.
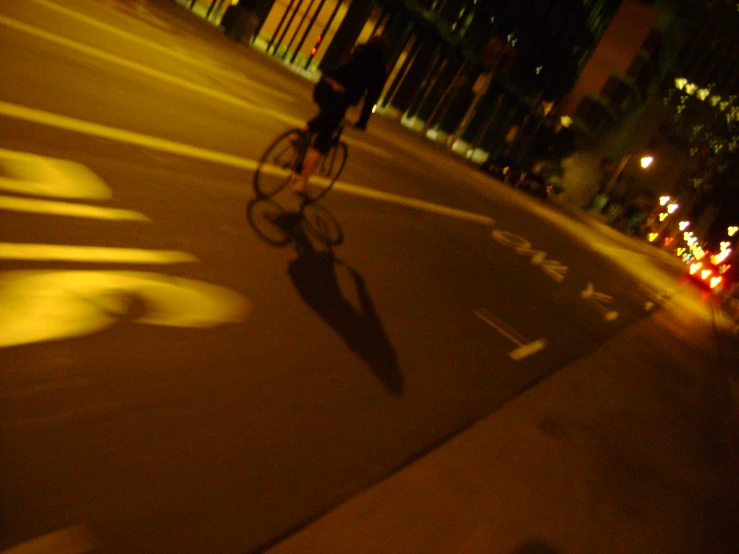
[580,282,619,321]
[639,286,667,311]
[0,15,388,159]
[474,308,548,360]
[0,270,251,347]
[0,243,197,264]
[0,101,494,227]
[332,182,494,225]
[1,525,97,554]
[32,0,295,102]
[491,229,569,282]
[0,195,150,220]
[0,147,112,199]
[0,15,273,114]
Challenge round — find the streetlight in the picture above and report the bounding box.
[604,153,655,194]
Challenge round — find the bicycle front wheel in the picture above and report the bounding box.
[253,129,306,198]
[304,141,347,202]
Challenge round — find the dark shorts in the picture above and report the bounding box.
[309,78,349,154]
[307,106,346,154]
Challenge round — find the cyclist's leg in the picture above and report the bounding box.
[294,105,344,192]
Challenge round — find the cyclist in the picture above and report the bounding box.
[292,35,390,195]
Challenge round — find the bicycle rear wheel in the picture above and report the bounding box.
[253,129,306,198]
[303,141,347,202]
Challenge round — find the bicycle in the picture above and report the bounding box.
[253,122,348,202]
[245,196,344,248]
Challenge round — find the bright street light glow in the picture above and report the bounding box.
[659,196,671,206]
[640,156,654,168]
[729,226,738,237]
[667,203,679,214]
[659,213,668,221]
[679,221,690,231]
[714,250,731,264]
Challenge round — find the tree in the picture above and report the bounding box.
[660,84,738,195]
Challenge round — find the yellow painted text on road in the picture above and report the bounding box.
[0,147,111,199]
[0,270,251,348]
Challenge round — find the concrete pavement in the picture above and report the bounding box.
[267,287,739,554]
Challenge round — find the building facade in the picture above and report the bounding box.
[244,0,623,162]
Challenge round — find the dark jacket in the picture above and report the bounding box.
[325,43,388,126]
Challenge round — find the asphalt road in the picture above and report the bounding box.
[0,1,685,552]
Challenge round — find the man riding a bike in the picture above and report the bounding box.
[292,35,390,195]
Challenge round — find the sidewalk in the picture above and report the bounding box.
[267,290,739,554]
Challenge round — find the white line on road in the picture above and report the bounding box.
[0,100,495,227]
[0,14,389,159]
[508,338,549,361]
[580,282,619,321]
[0,195,150,221]
[1,525,97,554]
[31,0,295,102]
[0,14,278,115]
[331,182,495,226]
[474,308,548,360]
[0,243,198,264]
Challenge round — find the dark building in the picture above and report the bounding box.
[670,0,739,98]
[365,0,624,161]
[560,0,679,147]
[249,0,624,161]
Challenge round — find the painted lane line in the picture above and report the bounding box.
[0,15,276,115]
[0,243,198,264]
[474,308,548,361]
[0,101,494,227]
[32,0,295,102]
[331,182,494,226]
[474,308,527,344]
[0,195,150,221]
[0,99,261,168]
[1,525,97,554]
[0,15,389,159]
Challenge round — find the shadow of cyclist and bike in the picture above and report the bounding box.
[245,196,402,396]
